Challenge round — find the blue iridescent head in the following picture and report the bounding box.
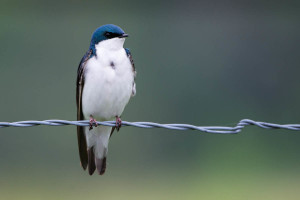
[90,24,128,47]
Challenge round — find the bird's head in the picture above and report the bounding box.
[89,24,128,53]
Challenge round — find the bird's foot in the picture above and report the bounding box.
[115,116,122,131]
[89,115,98,130]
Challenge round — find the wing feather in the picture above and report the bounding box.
[76,49,93,170]
[125,48,136,96]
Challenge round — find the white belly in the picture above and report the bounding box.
[82,48,134,120]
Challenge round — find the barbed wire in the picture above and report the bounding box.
[1,119,300,134]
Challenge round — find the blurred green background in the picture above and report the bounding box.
[1,0,300,199]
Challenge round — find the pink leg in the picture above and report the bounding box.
[115,116,122,131]
[89,115,98,130]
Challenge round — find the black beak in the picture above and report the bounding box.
[119,33,129,38]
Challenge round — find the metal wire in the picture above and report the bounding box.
[0,119,300,134]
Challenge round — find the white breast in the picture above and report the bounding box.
[82,38,134,120]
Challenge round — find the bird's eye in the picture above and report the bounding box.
[105,32,111,37]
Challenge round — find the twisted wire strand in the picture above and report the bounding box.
[0,119,300,134]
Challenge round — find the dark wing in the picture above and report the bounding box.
[125,48,136,74]
[125,48,136,96]
[76,49,92,170]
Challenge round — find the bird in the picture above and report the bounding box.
[76,24,136,175]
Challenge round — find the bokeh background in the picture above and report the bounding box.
[1,0,300,199]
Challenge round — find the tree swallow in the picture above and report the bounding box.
[76,24,136,175]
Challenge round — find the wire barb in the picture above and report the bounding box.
[0,119,300,134]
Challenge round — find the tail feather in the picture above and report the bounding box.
[87,147,107,175]
[85,126,110,175]
[88,147,96,175]
[96,157,107,175]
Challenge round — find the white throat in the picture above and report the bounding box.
[95,38,125,52]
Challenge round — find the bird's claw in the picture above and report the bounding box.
[89,115,98,130]
[115,116,122,131]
